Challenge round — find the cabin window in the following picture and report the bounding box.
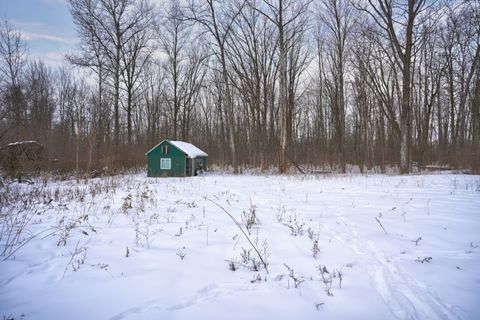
[160,158,171,170]
[162,145,169,154]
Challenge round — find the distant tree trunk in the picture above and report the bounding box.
[473,73,480,147]
[254,0,310,173]
[362,0,426,174]
[278,0,288,173]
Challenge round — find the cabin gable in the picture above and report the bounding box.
[147,140,186,177]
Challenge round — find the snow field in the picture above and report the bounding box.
[0,173,479,319]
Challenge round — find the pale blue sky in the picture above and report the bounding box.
[0,0,77,66]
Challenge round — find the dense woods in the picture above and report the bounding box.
[0,0,479,174]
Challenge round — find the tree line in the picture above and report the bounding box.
[0,0,479,174]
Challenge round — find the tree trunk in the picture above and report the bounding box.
[278,0,288,173]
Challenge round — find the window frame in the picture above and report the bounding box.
[160,158,171,170]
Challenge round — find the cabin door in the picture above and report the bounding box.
[186,158,192,176]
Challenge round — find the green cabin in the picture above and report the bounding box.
[146,140,208,177]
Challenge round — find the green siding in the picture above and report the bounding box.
[147,141,186,177]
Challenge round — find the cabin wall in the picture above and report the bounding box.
[147,141,186,177]
[194,157,207,173]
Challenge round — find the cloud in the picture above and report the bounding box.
[45,51,64,61]
[44,51,66,67]
[30,50,66,68]
[20,31,74,44]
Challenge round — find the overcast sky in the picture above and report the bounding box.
[0,0,77,67]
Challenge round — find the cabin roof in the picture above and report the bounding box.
[146,140,208,157]
[170,140,208,157]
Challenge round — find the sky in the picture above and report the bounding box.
[0,0,77,67]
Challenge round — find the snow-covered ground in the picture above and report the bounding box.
[1,172,479,320]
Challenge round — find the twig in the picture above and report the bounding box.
[284,263,304,288]
[63,240,81,279]
[205,197,268,273]
[3,227,57,261]
[413,236,422,246]
[375,217,387,235]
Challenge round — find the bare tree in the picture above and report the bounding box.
[357,0,428,173]
[121,6,154,145]
[65,24,109,154]
[68,0,153,155]
[159,0,188,140]
[141,61,165,146]
[24,60,55,146]
[160,0,208,141]
[227,2,277,168]
[188,0,246,173]
[413,13,444,166]
[317,0,355,172]
[0,20,27,141]
[252,0,311,173]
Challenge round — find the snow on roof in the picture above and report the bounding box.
[170,140,208,157]
[145,140,208,157]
